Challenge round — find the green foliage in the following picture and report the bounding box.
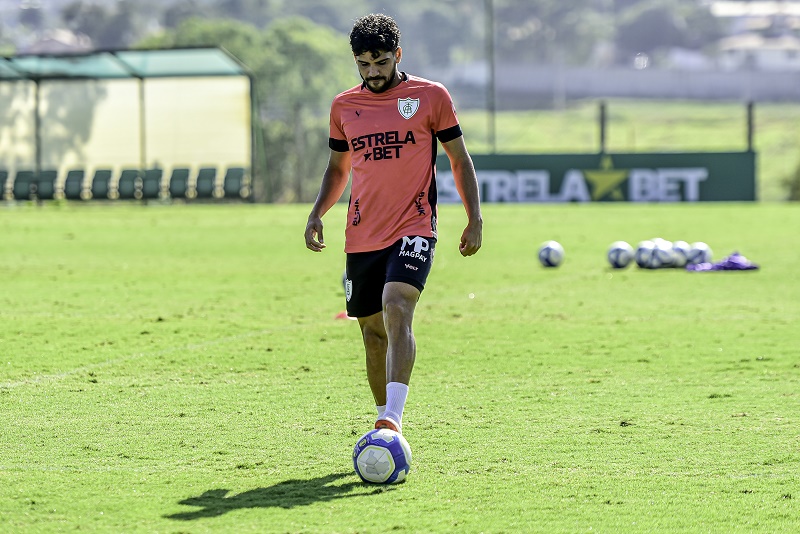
[494,0,614,64]
[783,157,800,201]
[136,17,266,75]
[614,0,724,60]
[259,18,353,201]
[61,0,147,48]
[18,4,44,30]
[55,1,727,69]
[1,203,799,532]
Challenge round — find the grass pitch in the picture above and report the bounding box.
[1,202,798,533]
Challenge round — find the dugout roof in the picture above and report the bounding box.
[0,47,250,80]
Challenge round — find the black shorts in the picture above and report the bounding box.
[345,236,436,318]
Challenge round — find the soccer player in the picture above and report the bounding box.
[304,13,482,434]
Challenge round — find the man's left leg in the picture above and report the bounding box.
[376,281,420,432]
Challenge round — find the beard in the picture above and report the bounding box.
[363,67,398,93]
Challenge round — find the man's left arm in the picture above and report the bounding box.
[441,136,482,257]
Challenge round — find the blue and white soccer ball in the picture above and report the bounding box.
[538,240,564,267]
[635,240,655,268]
[671,240,691,268]
[636,239,674,269]
[651,238,676,268]
[607,241,634,269]
[686,242,713,265]
[353,428,412,484]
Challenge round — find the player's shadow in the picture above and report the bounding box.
[164,471,385,520]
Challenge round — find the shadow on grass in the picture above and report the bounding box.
[165,471,385,520]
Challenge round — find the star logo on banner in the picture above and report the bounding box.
[584,155,629,201]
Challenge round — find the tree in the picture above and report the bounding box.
[61,0,147,48]
[479,0,615,64]
[614,0,724,63]
[258,17,353,201]
[19,4,44,31]
[163,1,208,29]
[784,158,800,201]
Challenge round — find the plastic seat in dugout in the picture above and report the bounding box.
[91,169,112,199]
[195,167,217,198]
[169,168,190,199]
[35,170,58,200]
[0,170,10,199]
[117,169,141,199]
[64,170,85,200]
[223,167,245,198]
[12,171,35,200]
[142,169,162,200]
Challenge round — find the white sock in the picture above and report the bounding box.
[384,382,409,425]
[376,405,386,417]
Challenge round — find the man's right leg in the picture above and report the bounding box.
[358,312,387,408]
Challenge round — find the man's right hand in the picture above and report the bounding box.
[304,217,326,252]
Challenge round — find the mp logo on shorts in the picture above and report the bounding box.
[397,98,419,120]
[345,278,353,302]
[399,236,430,262]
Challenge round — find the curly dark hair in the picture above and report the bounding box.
[350,13,401,57]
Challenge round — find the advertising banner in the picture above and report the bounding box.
[436,152,756,202]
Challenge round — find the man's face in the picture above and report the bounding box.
[355,49,401,93]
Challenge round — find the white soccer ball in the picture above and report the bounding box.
[353,428,412,484]
[637,239,679,269]
[650,237,671,249]
[652,239,676,268]
[607,241,634,269]
[672,240,691,268]
[635,240,655,268]
[538,240,564,267]
[686,242,713,265]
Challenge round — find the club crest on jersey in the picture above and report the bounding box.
[397,98,419,120]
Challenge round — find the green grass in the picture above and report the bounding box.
[458,99,800,202]
[1,202,799,532]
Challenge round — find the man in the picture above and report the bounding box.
[304,13,482,434]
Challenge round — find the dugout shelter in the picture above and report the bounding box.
[0,47,254,201]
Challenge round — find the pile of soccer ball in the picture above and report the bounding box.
[536,239,713,269]
[608,238,712,269]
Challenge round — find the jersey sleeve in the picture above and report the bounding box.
[329,97,350,152]
[431,84,463,143]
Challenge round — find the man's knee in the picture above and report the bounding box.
[359,313,386,342]
[382,284,419,325]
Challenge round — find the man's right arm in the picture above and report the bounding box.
[304,149,352,252]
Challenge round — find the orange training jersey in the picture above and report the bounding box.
[329,73,463,253]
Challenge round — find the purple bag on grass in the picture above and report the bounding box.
[686,252,759,272]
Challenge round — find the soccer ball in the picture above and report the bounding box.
[353,428,411,484]
[672,240,691,268]
[538,240,564,267]
[607,241,634,269]
[652,239,676,268]
[636,239,674,269]
[686,242,713,265]
[635,240,655,268]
